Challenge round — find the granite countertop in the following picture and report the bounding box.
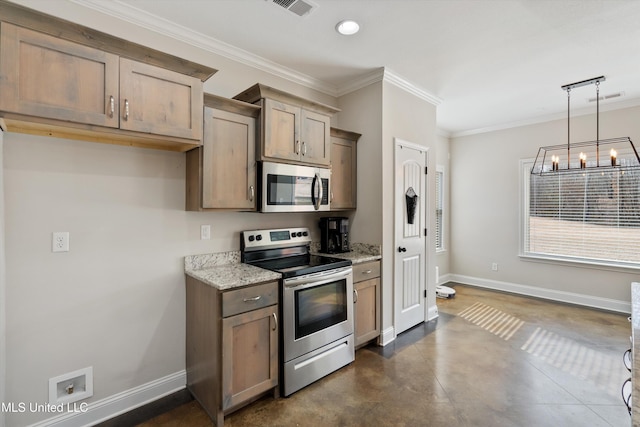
[184,251,281,291]
[311,242,381,264]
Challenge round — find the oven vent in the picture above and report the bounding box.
[587,91,625,102]
[268,0,317,17]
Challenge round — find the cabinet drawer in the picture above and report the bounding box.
[222,281,278,318]
[353,261,380,282]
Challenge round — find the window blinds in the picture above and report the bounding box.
[526,168,640,265]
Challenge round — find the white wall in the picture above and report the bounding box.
[450,106,640,308]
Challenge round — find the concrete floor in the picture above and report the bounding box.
[138,284,631,427]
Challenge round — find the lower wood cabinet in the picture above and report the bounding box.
[186,277,278,427]
[353,260,380,348]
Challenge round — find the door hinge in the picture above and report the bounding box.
[424,289,427,298]
[425,166,428,174]
[424,228,427,236]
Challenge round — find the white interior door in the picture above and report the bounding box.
[394,139,427,335]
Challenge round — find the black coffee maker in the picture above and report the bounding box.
[319,217,350,253]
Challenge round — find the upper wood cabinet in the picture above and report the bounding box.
[330,127,360,210]
[234,83,339,167]
[0,22,120,128]
[119,58,203,141]
[186,94,260,211]
[0,1,216,151]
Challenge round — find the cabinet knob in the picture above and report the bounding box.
[109,96,115,118]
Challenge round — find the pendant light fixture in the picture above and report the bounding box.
[531,76,640,175]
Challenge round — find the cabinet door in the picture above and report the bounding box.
[222,305,278,410]
[119,58,203,140]
[202,107,256,210]
[300,109,330,166]
[0,23,119,128]
[262,98,300,162]
[330,136,357,209]
[354,278,380,347]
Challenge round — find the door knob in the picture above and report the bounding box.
[398,247,407,253]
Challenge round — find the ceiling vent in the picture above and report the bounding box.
[268,0,317,17]
[588,92,625,102]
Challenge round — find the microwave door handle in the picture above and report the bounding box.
[313,173,322,210]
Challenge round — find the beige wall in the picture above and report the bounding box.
[2,2,339,425]
[450,106,640,306]
[381,82,438,331]
[1,129,6,427]
[435,133,451,282]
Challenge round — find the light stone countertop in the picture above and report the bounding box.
[185,251,281,291]
[311,242,381,264]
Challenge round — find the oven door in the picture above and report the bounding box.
[261,162,330,212]
[282,266,353,362]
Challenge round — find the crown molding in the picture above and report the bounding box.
[383,69,443,106]
[69,0,339,96]
[451,96,640,139]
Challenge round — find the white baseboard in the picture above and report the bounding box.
[379,326,396,346]
[437,273,452,287]
[449,274,631,314]
[27,370,186,427]
[427,304,439,321]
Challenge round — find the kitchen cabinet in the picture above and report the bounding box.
[0,3,215,151]
[186,277,279,427]
[330,127,360,210]
[353,260,381,348]
[234,83,339,167]
[186,94,260,211]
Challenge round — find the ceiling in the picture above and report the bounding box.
[21,0,640,135]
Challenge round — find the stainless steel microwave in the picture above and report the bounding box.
[261,162,330,212]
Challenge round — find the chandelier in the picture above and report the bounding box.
[531,76,640,175]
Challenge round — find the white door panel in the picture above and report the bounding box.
[394,139,427,335]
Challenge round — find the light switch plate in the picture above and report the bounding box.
[200,225,211,240]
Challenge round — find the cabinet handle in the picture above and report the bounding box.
[243,296,261,302]
[272,312,278,331]
[124,99,129,121]
[362,270,373,275]
[302,141,307,156]
[353,289,359,303]
[249,185,254,202]
[331,191,334,202]
[109,96,115,118]
[296,140,300,155]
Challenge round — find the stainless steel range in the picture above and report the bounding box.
[241,227,354,396]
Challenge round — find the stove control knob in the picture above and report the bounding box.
[248,235,255,242]
[296,232,302,237]
[302,231,308,237]
[291,232,296,238]
[256,234,262,241]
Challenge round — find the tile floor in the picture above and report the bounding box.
[136,284,632,427]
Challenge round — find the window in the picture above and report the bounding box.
[521,160,640,268]
[436,166,445,252]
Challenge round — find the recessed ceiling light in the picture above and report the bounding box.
[336,20,359,35]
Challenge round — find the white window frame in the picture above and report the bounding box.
[436,165,445,253]
[519,158,640,271]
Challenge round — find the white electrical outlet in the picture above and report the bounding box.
[200,225,211,240]
[52,232,70,252]
[491,262,498,271]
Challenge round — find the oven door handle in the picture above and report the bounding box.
[283,267,352,288]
